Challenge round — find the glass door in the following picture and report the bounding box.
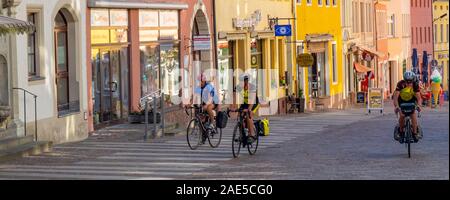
[92,48,129,125]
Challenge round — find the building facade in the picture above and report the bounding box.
[341,0,379,106]
[1,0,89,144]
[215,0,295,115]
[86,0,215,132]
[377,0,411,98]
[411,0,434,84]
[297,0,344,109]
[375,2,390,98]
[433,0,449,93]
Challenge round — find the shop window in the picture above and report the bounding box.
[91,9,128,45]
[218,41,234,103]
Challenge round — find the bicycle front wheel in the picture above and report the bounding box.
[208,127,222,148]
[232,124,242,158]
[247,126,259,155]
[187,119,201,150]
[406,120,411,158]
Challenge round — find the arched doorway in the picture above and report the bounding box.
[54,8,79,116]
[191,10,212,74]
[0,55,8,106]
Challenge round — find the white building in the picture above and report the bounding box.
[0,0,88,144]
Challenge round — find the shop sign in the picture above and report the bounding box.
[91,9,109,27]
[139,10,159,27]
[110,9,128,27]
[274,25,292,36]
[297,53,314,67]
[367,88,384,113]
[356,92,365,104]
[232,10,261,30]
[160,11,178,27]
[193,35,211,51]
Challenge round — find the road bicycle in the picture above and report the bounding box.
[185,105,222,150]
[227,108,262,158]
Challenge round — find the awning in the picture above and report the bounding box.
[0,16,35,36]
[305,34,333,42]
[358,46,385,58]
[256,31,274,39]
[218,31,246,41]
[88,0,188,9]
[354,62,373,73]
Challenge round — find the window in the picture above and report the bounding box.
[138,9,180,101]
[441,24,444,42]
[412,27,414,44]
[217,41,234,99]
[307,0,312,5]
[297,0,301,3]
[326,0,330,6]
[419,0,421,7]
[415,0,417,7]
[416,27,418,44]
[27,13,38,77]
[420,27,422,44]
[435,24,437,43]
[447,24,449,42]
[361,2,365,32]
[388,15,395,37]
[318,0,323,6]
[332,43,337,83]
[333,0,337,6]
[428,27,431,43]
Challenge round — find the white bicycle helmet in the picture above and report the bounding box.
[403,71,415,81]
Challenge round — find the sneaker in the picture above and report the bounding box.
[412,133,420,143]
[394,126,401,141]
[247,135,256,144]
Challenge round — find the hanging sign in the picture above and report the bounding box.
[193,35,211,51]
[297,53,314,67]
[274,25,292,36]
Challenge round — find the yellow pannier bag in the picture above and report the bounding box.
[261,118,270,136]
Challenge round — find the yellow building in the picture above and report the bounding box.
[214,0,295,115]
[433,0,449,93]
[295,0,344,110]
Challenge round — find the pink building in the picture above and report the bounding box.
[411,0,433,84]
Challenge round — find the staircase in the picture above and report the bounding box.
[0,133,53,162]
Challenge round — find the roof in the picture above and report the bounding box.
[0,15,35,36]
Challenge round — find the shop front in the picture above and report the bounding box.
[215,0,295,115]
[87,0,214,132]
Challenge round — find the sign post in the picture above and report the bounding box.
[367,88,384,115]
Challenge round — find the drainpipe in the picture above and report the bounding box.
[213,0,218,75]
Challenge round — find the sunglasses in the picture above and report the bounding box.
[406,80,413,83]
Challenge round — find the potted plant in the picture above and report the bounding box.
[128,111,142,124]
[297,88,305,113]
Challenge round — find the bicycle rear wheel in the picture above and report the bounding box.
[208,127,222,148]
[247,126,259,155]
[187,119,201,150]
[232,124,242,158]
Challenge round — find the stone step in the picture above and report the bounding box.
[0,135,34,151]
[0,141,53,162]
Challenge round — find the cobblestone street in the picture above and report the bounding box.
[0,103,448,180]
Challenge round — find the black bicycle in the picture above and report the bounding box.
[228,108,262,158]
[396,102,422,158]
[185,105,222,150]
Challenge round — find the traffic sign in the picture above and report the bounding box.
[297,53,314,67]
[274,25,292,36]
